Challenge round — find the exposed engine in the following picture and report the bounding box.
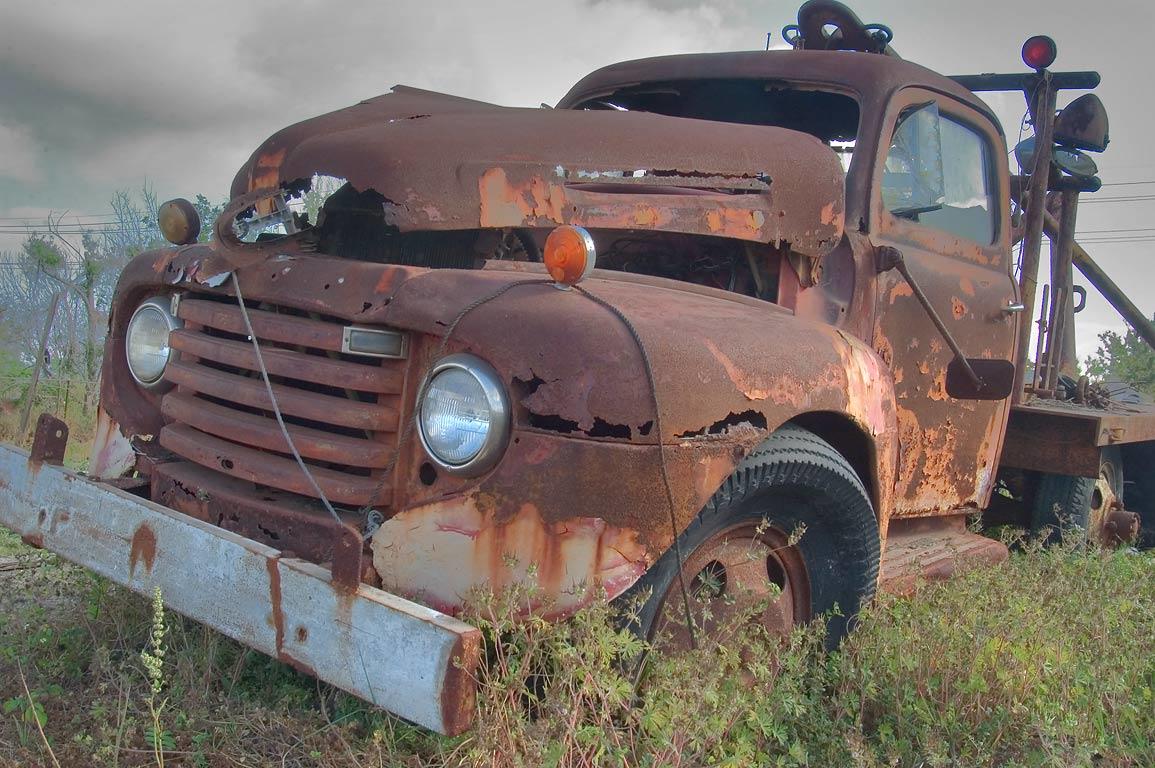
[309,183,780,302]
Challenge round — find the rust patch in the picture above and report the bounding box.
[89,409,138,480]
[836,331,894,438]
[703,338,830,407]
[888,281,913,304]
[951,297,967,319]
[479,167,541,227]
[330,523,364,593]
[250,147,286,192]
[129,524,157,578]
[959,277,975,297]
[819,202,838,225]
[928,369,950,402]
[704,207,767,239]
[371,496,648,618]
[266,556,285,655]
[441,632,483,736]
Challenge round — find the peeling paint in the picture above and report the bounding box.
[371,496,648,617]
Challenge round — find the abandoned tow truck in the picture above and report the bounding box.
[4,1,1154,735]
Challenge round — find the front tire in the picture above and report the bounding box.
[629,424,880,648]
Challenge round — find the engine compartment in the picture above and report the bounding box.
[302,182,784,302]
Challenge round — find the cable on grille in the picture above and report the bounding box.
[232,274,344,525]
[231,270,696,645]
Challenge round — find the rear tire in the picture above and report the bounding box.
[628,424,880,648]
[1030,447,1123,547]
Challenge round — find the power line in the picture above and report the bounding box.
[1081,195,1155,204]
[1072,237,1155,244]
[1076,227,1155,235]
[0,222,127,228]
[0,213,121,221]
[0,226,158,235]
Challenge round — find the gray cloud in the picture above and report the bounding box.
[1,0,1153,359]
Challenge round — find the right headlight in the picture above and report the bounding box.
[125,296,181,387]
[417,354,510,476]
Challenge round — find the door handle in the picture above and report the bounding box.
[1002,302,1026,314]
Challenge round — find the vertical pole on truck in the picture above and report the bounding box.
[1043,189,1079,389]
[19,291,63,436]
[1012,74,1057,403]
[1031,284,1050,391]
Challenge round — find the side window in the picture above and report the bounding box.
[883,105,996,245]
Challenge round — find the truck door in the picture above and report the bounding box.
[869,89,1019,515]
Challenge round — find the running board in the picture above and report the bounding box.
[879,516,1009,595]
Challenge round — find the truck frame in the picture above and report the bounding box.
[3,0,1153,735]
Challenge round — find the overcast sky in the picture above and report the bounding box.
[1,0,1152,358]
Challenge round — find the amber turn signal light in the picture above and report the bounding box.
[158,198,202,245]
[543,225,596,287]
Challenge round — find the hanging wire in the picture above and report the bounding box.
[228,264,698,644]
[353,277,554,526]
[232,273,344,526]
[574,284,697,650]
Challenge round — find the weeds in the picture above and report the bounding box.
[0,534,1151,767]
[139,587,171,766]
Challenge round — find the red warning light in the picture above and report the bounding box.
[1022,35,1057,70]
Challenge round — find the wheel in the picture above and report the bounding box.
[627,424,880,650]
[1121,443,1154,549]
[1030,447,1124,546]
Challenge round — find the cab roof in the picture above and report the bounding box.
[556,49,999,130]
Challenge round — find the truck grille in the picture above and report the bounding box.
[158,296,407,507]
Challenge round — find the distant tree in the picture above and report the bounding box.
[0,186,225,412]
[1084,327,1155,397]
[192,194,225,243]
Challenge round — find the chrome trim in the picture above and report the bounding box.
[417,353,511,477]
[126,295,182,389]
[340,325,408,359]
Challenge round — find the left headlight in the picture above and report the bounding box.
[417,353,510,476]
[125,296,181,387]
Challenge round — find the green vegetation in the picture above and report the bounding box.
[1085,326,1155,398]
[0,538,1151,767]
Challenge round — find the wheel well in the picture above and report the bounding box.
[788,412,879,518]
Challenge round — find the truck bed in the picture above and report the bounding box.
[1000,398,1155,477]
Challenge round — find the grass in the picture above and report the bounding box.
[0,392,1151,765]
[0,535,1151,767]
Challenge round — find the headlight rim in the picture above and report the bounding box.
[125,295,182,389]
[417,353,511,477]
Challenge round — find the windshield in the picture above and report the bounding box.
[571,79,859,168]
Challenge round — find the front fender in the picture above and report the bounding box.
[372,267,898,614]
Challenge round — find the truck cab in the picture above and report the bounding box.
[4,0,1151,735]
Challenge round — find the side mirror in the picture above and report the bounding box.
[881,102,946,217]
[945,358,1016,400]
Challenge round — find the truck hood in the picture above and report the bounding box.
[229,85,845,255]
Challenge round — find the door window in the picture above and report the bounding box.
[883,106,996,245]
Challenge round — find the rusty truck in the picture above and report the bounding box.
[3,0,1153,735]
